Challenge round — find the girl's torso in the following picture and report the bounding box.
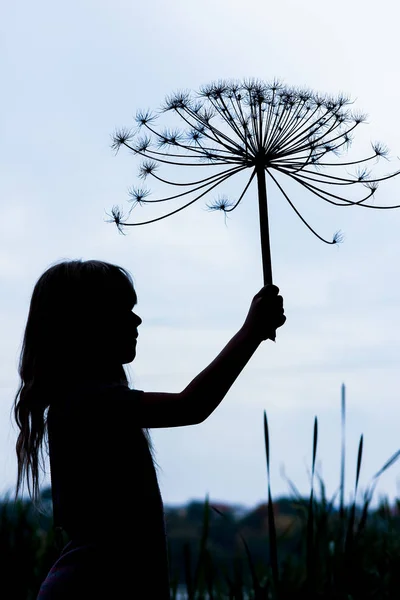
[42,382,170,598]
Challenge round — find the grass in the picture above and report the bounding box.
[173,384,400,599]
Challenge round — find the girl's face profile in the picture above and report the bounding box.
[89,284,142,367]
[107,291,142,365]
[122,305,142,364]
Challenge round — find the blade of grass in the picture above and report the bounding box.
[345,433,363,555]
[279,464,304,502]
[356,448,400,537]
[326,486,340,515]
[356,484,376,538]
[371,449,400,481]
[316,467,326,508]
[264,410,279,597]
[338,383,347,552]
[306,417,318,593]
[340,383,346,520]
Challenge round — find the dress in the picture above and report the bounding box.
[37,382,170,599]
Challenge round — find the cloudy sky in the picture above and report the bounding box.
[2,0,400,510]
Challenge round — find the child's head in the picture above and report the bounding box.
[21,258,141,386]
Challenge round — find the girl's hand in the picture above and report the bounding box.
[243,284,286,342]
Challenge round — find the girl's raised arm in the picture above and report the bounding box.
[137,285,285,428]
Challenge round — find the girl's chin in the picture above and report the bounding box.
[122,347,136,364]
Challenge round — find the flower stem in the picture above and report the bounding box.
[256,166,273,285]
[256,165,276,342]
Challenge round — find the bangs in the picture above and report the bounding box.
[113,267,137,307]
[76,261,137,310]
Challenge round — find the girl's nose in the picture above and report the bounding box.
[133,312,142,326]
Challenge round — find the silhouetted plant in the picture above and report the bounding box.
[109,79,400,286]
[209,383,400,600]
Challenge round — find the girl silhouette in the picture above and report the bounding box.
[13,258,285,599]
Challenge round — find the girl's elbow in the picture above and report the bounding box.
[194,411,208,425]
[178,390,207,425]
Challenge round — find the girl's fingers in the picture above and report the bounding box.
[254,284,280,299]
[276,314,286,327]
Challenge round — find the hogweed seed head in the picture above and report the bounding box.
[139,160,158,179]
[206,195,235,212]
[127,187,151,206]
[104,205,127,235]
[333,230,345,245]
[111,127,134,154]
[109,78,400,246]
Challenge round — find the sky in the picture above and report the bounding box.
[1,0,400,511]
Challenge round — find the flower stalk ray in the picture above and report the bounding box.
[108,79,400,285]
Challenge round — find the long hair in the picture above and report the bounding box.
[13,258,148,510]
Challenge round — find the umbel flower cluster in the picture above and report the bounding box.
[109,79,399,284]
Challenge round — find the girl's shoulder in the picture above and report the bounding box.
[50,382,144,421]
